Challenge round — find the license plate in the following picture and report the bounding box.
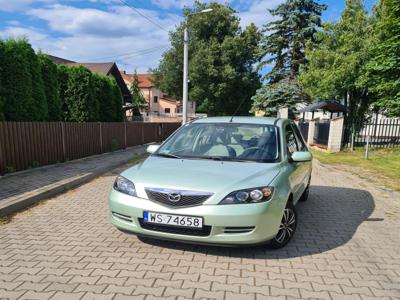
[143,211,203,229]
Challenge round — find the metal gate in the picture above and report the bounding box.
[314,120,330,146]
[298,121,309,142]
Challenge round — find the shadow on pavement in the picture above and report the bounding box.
[136,185,375,258]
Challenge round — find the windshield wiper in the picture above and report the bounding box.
[190,156,223,161]
[154,153,182,159]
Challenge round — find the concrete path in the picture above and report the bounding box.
[0,146,146,217]
[0,160,399,299]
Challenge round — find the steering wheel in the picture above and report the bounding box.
[240,147,271,159]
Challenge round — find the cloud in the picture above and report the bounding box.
[0,0,55,12]
[150,0,193,9]
[239,0,284,27]
[1,3,180,72]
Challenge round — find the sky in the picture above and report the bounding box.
[0,0,377,73]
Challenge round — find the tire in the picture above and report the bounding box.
[269,201,297,249]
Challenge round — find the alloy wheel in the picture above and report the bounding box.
[274,207,296,244]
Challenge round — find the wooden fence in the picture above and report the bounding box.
[0,122,181,175]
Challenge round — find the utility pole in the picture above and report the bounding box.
[182,8,213,125]
[182,25,189,125]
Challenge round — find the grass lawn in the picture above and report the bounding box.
[310,147,400,191]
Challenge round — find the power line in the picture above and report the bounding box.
[88,45,169,61]
[118,0,169,33]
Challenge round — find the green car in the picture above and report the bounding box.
[109,117,312,248]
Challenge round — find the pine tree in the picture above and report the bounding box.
[38,52,62,121]
[129,70,146,113]
[252,0,326,114]
[260,0,327,82]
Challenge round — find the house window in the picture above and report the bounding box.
[165,108,171,113]
[153,96,158,103]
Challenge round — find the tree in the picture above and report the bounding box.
[57,65,70,121]
[299,0,373,120]
[65,66,99,122]
[153,2,262,116]
[252,0,326,114]
[38,53,62,121]
[23,41,48,121]
[260,0,327,83]
[0,40,5,121]
[1,39,34,121]
[92,73,115,122]
[111,79,124,121]
[364,0,400,117]
[129,70,146,113]
[251,77,309,115]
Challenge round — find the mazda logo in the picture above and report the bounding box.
[168,192,181,202]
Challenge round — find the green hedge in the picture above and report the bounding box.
[0,38,125,122]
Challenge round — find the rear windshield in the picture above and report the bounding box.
[156,123,279,163]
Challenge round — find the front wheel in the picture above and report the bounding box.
[269,202,297,249]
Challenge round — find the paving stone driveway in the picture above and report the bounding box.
[1,161,399,300]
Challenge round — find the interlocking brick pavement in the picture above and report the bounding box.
[0,160,399,299]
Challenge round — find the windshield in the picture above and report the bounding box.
[155,123,279,163]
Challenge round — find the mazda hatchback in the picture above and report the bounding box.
[109,117,312,248]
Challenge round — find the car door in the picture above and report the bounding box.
[291,123,312,195]
[285,124,303,201]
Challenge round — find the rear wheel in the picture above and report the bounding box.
[269,202,297,249]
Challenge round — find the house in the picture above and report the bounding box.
[120,72,196,118]
[48,55,131,104]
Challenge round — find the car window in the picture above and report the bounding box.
[291,124,307,151]
[285,124,298,155]
[157,123,279,163]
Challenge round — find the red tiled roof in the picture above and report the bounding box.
[120,72,154,88]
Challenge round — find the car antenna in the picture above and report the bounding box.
[229,97,247,122]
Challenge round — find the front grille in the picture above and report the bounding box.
[139,219,211,236]
[145,188,213,208]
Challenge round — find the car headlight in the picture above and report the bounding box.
[219,187,274,204]
[113,175,137,196]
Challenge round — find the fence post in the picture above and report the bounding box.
[365,135,370,160]
[99,122,103,153]
[124,122,127,149]
[61,122,67,161]
[351,130,354,151]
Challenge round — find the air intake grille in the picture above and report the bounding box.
[145,188,212,208]
[139,219,211,236]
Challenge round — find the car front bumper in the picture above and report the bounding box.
[108,189,285,245]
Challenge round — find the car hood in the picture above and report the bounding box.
[121,156,281,204]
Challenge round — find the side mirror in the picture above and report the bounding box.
[146,144,160,154]
[291,151,312,162]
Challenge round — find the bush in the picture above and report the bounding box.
[1,39,34,121]
[65,66,99,122]
[111,79,124,121]
[38,52,62,121]
[24,42,48,121]
[57,65,70,121]
[92,73,115,122]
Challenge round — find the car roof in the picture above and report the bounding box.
[192,116,285,126]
